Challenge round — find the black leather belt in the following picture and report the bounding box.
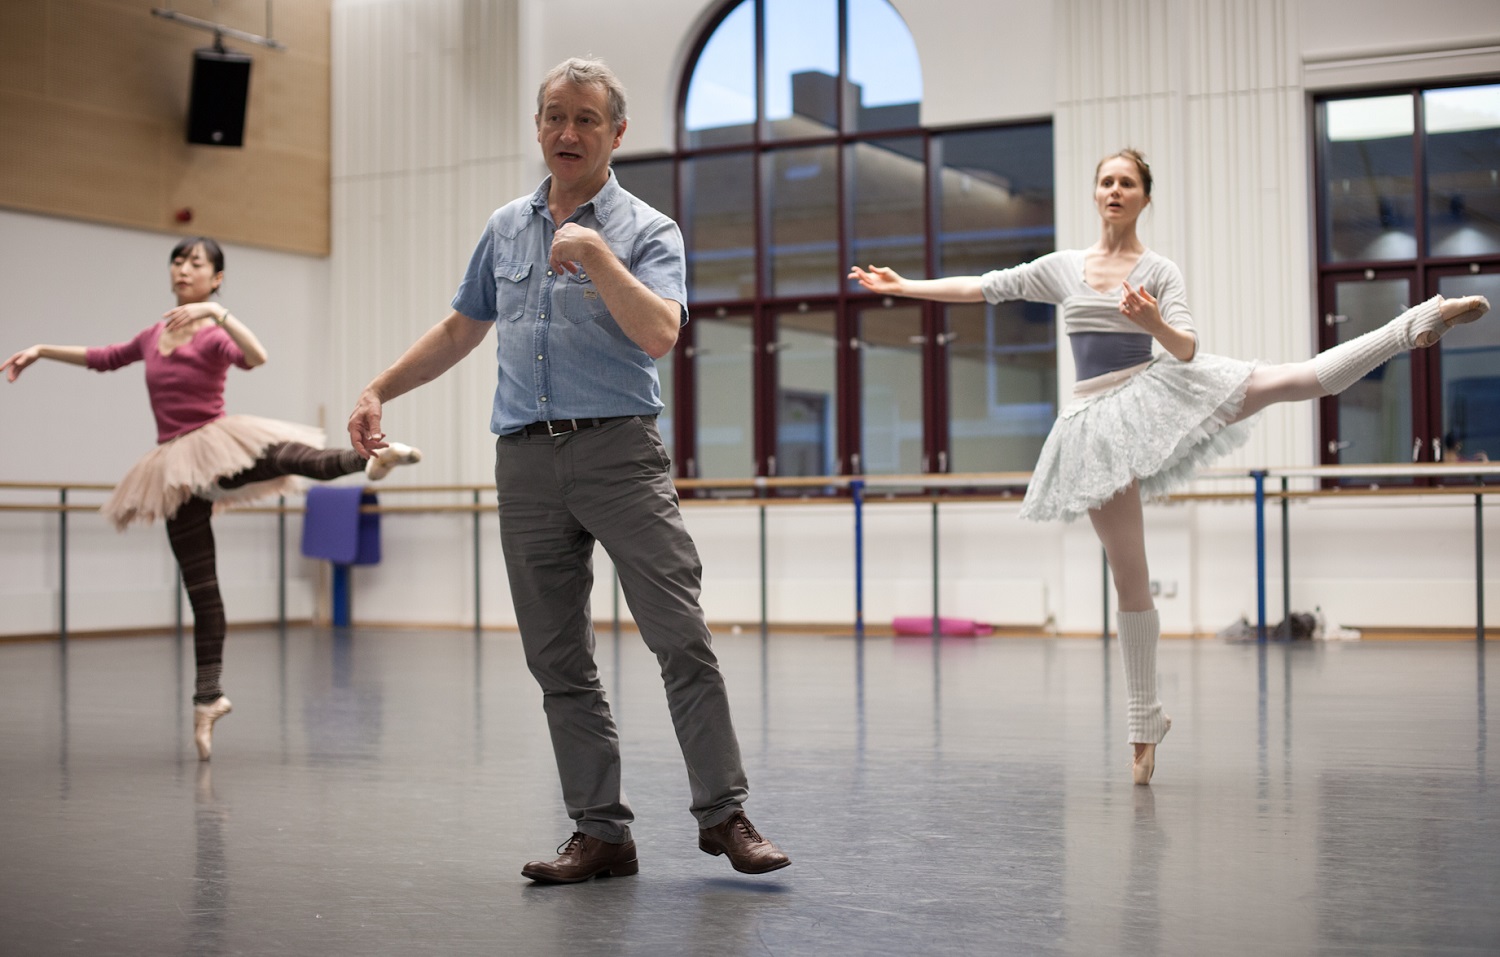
[513,415,637,437]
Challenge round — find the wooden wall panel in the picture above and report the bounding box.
[0,0,330,255]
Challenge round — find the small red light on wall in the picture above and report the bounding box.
[175,208,194,223]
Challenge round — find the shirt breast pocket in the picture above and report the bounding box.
[493,261,532,322]
[561,269,610,324]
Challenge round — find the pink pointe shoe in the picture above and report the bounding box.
[1415,295,1490,348]
[193,696,232,761]
[365,442,422,480]
[1132,715,1172,786]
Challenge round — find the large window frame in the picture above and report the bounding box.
[613,0,1055,483]
[1313,80,1500,482]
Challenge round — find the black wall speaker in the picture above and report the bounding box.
[187,47,252,147]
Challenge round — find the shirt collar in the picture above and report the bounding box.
[526,170,622,224]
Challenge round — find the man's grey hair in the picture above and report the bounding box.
[537,57,628,130]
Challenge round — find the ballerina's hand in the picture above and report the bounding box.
[1119,281,1163,330]
[2,347,40,383]
[163,302,223,332]
[848,265,904,295]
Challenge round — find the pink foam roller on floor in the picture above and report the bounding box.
[891,616,994,637]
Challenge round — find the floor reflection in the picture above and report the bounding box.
[0,628,1494,957]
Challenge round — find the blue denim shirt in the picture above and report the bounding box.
[451,171,688,435]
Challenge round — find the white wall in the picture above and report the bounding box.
[3,0,1499,638]
[0,208,333,634]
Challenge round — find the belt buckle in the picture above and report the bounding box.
[545,418,575,437]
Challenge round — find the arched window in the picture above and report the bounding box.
[615,0,1056,481]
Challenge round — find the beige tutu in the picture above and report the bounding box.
[102,414,325,530]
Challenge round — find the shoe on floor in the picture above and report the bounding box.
[521,833,639,884]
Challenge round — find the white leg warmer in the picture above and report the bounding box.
[1118,608,1170,744]
[1312,296,1443,396]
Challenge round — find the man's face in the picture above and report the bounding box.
[536,80,624,192]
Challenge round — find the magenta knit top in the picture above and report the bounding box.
[87,322,250,443]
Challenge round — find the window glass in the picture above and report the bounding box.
[682,153,757,301]
[764,0,839,140]
[946,301,1055,473]
[934,126,1056,472]
[846,0,921,132]
[683,0,756,148]
[859,305,924,474]
[1424,84,1500,258]
[935,126,1055,278]
[849,137,925,283]
[667,0,1053,477]
[694,316,756,477]
[612,159,674,219]
[1330,278,1413,468]
[1436,272,1500,464]
[767,145,839,296]
[775,310,838,476]
[1322,95,1417,262]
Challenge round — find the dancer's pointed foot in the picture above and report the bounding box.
[1132,715,1171,785]
[365,441,422,480]
[1416,295,1489,348]
[193,695,232,761]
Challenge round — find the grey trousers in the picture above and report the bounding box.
[494,415,748,843]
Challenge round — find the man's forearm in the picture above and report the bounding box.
[366,311,489,402]
[584,253,679,359]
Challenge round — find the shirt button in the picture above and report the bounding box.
[536,354,544,361]
[540,313,546,319]
[540,396,548,402]
[514,272,523,280]
[547,270,554,276]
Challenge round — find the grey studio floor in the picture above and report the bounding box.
[1,625,1496,957]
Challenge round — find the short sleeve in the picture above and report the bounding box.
[977,251,1071,307]
[629,213,688,325]
[451,220,499,323]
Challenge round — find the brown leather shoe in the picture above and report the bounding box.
[698,810,790,874]
[521,832,639,884]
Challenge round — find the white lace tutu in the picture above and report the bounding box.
[1019,353,1259,523]
[101,414,325,530]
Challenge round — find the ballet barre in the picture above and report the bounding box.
[1242,464,1500,643]
[3,470,1495,642]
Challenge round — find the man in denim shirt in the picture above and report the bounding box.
[347,58,788,883]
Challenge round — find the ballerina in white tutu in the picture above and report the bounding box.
[3,237,423,760]
[850,148,1488,785]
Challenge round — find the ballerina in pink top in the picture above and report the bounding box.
[3,237,423,760]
